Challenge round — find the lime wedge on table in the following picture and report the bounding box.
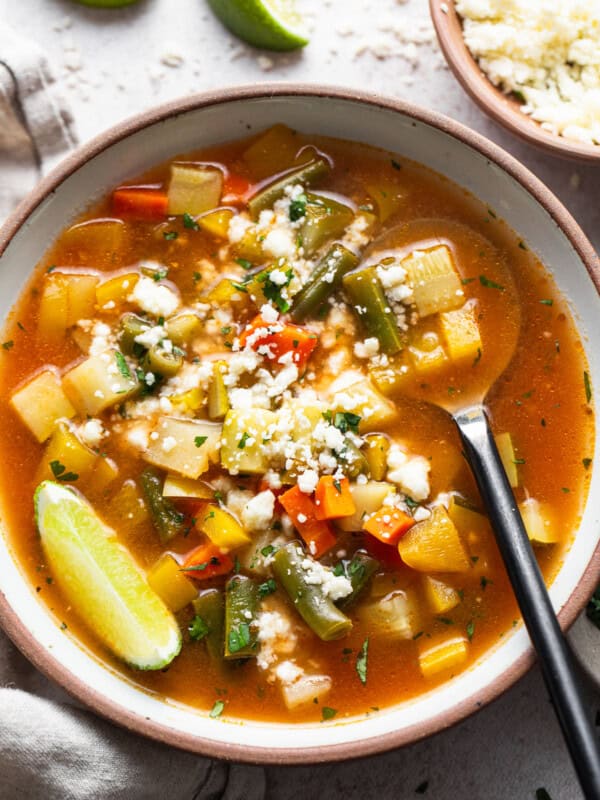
[35,481,181,671]
[207,0,309,51]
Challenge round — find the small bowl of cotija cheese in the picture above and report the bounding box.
[430,0,600,161]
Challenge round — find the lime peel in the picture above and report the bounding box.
[207,0,309,52]
[35,481,181,670]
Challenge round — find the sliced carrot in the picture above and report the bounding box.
[279,485,336,558]
[181,542,233,580]
[363,506,416,545]
[112,187,168,220]
[239,314,318,370]
[314,476,356,520]
[222,172,251,204]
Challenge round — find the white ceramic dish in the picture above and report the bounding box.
[0,85,599,764]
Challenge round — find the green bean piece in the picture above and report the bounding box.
[336,551,380,610]
[224,575,259,659]
[290,244,359,323]
[192,589,225,662]
[338,438,370,479]
[342,265,404,354]
[141,343,184,377]
[119,313,151,355]
[247,158,330,219]
[208,360,229,420]
[139,467,185,543]
[300,193,354,255]
[272,543,353,641]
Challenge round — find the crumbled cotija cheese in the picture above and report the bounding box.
[456,0,600,144]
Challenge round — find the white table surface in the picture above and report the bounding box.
[3,0,600,797]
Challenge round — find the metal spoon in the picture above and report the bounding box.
[368,224,600,798]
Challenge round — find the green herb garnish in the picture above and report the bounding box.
[188,615,209,641]
[479,274,505,291]
[194,435,208,447]
[356,637,369,686]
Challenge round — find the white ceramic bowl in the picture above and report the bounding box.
[1,85,599,764]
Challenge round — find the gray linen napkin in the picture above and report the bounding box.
[0,24,266,800]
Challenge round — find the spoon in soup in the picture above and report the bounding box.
[363,224,600,798]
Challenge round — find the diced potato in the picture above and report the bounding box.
[111,479,149,525]
[198,208,234,239]
[418,634,469,679]
[144,417,222,479]
[520,497,558,544]
[10,370,76,442]
[423,576,461,614]
[364,434,390,481]
[336,481,395,532]
[65,273,99,325]
[167,164,223,216]
[36,421,97,483]
[62,350,140,415]
[198,504,251,550]
[38,273,69,342]
[61,218,126,260]
[402,246,463,317]
[221,409,277,475]
[162,475,214,499]
[495,431,519,488]
[330,379,397,433]
[242,124,301,180]
[397,505,471,572]
[281,673,332,711]
[357,589,420,640]
[96,272,139,309]
[439,302,482,363]
[147,553,197,612]
[165,312,201,345]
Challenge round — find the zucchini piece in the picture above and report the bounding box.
[96,272,139,309]
[147,553,198,612]
[299,192,354,255]
[139,468,185,542]
[221,408,277,475]
[164,312,201,345]
[342,265,404,354]
[439,302,482,363]
[10,370,76,442]
[330,378,397,432]
[364,434,390,481]
[38,273,69,343]
[162,475,214,499]
[167,164,223,216]
[519,497,558,545]
[143,417,222,479]
[224,575,259,659]
[247,158,330,219]
[192,589,225,662]
[418,634,469,678]
[197,208,234,239]
[62,349,140,415]
[357,588,420,640]
[207,361,229,420]
[402,246,463,317]
[36,420,97,484]
[495,431,519,488]
[397,505,471,572]
[61,218,126,260]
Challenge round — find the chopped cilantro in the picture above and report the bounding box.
[115,351,131,379]
[356,637,368,686]
[261,544,276,557]
[47,265,56,273]
[259,267,294,313]
[49,460,78,482]
[583,457,592,470]
[2,340,14,351]
[584,370,592,403]
[480,576,492,590]
[518,240,528,250]
[472,347,482,366]
[188,615,209,641]
[17,322,25,331]
[228,623,251,654]
[391,159,402,170]
[183,213,199,230]
[479,274,505,291]
[404,495,419,510]
[289,193,307,221]
[461,277,475,285]
[238,431,250,449]
[210,699,225,718]
[193,271,202,283]
[466,620,475,642]
[235,257,253,271]
[333,411,361,435]
[258,578,277,598]
[194,435,208,448]
[163,231,178,241]
[539,299,553,306]
[437,617,454,625]
[332,562,345,577]
[221,326,232,335]
[321,706,337,721]
[333,479,342,493]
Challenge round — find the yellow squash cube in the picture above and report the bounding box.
[397,505,471,573]
[419,634,469,679]
[198,504,251,550]
[423,576,461,614]
[10,370,76,442]
[147,553,198,612]
[95,272,139,309]
[439,302,482,363]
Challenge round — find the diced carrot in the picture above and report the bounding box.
[314,476,356,520]
[181,542,233,580]
[279,485,336,558]
[112,187,168,220]
[239,314,318,371]
[222,172,251,204]
[363,506,416,545]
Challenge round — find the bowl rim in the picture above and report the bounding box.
[1,82,600,765]
[429,0,600,163]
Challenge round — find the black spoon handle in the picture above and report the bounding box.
[455,404,600,800]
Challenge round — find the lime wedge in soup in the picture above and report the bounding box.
[207,0,309,51]
[35,481,181,670]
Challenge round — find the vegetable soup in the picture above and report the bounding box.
[0,126,592,723]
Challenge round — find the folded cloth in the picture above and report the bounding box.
[0,24,266,800]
